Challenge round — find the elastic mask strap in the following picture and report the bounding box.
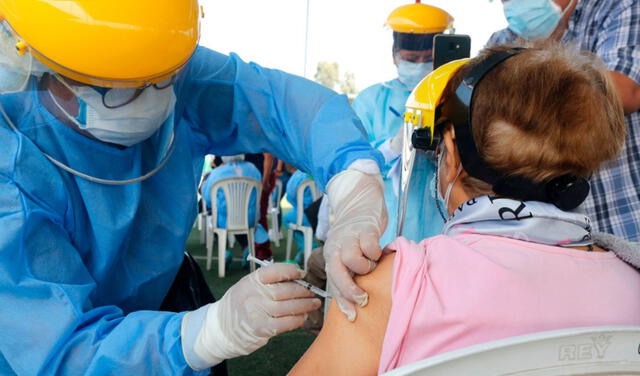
[444,164,463,211]
[0,98,175,186]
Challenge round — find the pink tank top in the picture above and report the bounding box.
[378,234,640,373]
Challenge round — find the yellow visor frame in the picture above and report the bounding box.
[403,58,470,149]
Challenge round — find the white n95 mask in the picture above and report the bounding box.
[397,59,433,90]
[50,75,177,147]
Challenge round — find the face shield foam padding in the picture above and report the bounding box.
[393,32,436,53]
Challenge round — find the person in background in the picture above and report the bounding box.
[291,43,640,375]
[352,1,454,246]
[200,155,269,268]
[488,0,640,240]
[243,153,277,260]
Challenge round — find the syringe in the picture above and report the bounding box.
[247,255,330,299]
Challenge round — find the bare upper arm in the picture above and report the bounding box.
[609,71,640,114]
[289,253,396,376]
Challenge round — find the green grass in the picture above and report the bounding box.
[186,222,315,376]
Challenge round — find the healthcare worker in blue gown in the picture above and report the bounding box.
[0,1,388,374]
[352,2,453,246]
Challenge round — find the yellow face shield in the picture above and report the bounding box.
[404,58,470,151]
[396,58,468,236]
[0,0,201,88]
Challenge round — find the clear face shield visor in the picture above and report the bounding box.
[396,58,470,236]
[0,20,35,93]
[397,108,439,235]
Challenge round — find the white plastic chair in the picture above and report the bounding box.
[268,179,284,246]
[205,177,262,277]
[382,326,640,376]
[285,178,322,270]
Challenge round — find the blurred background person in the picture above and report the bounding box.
[488,0,640,240]
[352,1,454,246]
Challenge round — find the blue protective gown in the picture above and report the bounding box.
[352,79,442,246]
[0,47,382,375]
[201,161,268,244]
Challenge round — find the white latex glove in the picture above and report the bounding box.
[324,169,388,321]
[389,125,404,155]
[377,127,403,165]
[182,263,321,370]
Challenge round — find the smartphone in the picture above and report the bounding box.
[433,34,471,70]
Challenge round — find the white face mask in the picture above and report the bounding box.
[396,59,433,89]
[50,76,176,147]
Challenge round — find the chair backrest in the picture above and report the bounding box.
[210,177,262,231]
[269,179,284,212]
[295,178,322,226]
[382,326,640,376]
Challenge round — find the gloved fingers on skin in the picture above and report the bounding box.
[255,263,305,285]
[265,297,322,318]
[261,281,316,301]
[334,294,358,322]
[267,314,309,335]
[341,239,378,275]
[358,233,383,266]
[327,255,368,307]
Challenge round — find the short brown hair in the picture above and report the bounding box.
[443,43,626,197]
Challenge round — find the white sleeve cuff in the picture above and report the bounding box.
[181,304,217,371]
[377,139,401,165]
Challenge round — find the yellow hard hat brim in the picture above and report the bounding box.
[0,0,201,88]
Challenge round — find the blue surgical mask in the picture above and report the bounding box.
[503,0,574,41]
[397,59,433,89]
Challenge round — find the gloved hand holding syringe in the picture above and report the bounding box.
[247,255,330,298]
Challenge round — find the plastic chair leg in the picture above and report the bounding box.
[248,230,256,272]
[286,228,294,261]
[218,230,228,278]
